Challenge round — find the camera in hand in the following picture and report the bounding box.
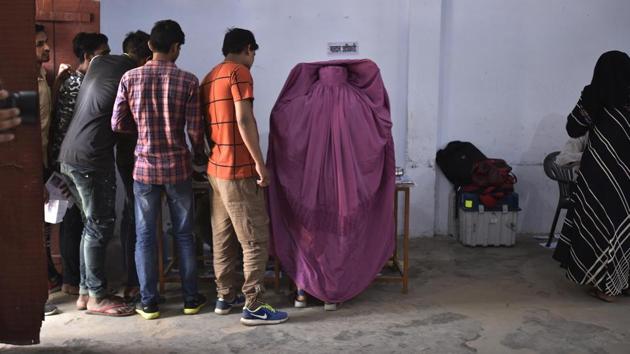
[0,90,38,124]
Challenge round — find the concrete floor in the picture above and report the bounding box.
[2,235,630,354]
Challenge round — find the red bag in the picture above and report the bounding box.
[462,159,517,208]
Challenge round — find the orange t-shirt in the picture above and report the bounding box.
[201,61,256,179]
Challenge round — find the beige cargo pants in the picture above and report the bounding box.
[208,176,269,306]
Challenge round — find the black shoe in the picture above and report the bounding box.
[135,302,159,320]
[184,294,207,315]
[44,303,59,316]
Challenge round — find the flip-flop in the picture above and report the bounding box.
[588,288,614,303]
[85,303,135,317]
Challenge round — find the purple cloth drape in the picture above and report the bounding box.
[267,59,395,303]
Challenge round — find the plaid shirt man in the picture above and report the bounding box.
[112,60,204,185]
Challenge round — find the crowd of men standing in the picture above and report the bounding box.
[24,19,288,326]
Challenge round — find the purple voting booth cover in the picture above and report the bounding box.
[267,59,395,303]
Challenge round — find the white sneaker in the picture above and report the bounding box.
[324,302,338,311]
[294,289,307,308]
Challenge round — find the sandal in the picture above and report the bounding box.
[85,296,135,317]
[588,288,615,303]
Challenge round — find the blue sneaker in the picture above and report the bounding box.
[214,294,246,315]
[240,303,289,326]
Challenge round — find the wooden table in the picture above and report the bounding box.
[375,182,413,293]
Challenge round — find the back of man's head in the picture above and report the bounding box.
[222,28,258,56]
[73,32,108,61]
[149,20,184,53]
[123,30,151,59]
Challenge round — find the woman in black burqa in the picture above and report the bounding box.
[553,50,630,302]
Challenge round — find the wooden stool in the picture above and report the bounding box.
[375,183,413,293]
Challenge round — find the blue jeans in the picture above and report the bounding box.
[134,179,198,306]
[60,163,116,298]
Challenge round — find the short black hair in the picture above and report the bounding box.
[123,30,151,59]
[149,19,185,53]
[222,28,258,56]
[35,24,45,33]
[72,32,108,61]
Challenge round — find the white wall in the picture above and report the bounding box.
[433,0,630,235]
[102,0,630,236]
[102,0,410,165]
[405,0,442,237]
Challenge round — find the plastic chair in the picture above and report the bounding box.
[543,151,575,247]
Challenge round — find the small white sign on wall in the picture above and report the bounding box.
[328,42,359,55]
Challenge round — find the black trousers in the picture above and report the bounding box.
[44,223,61,281]
[58,205,83,286]
[117,161,139,288]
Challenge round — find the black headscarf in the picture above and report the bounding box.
[582,50,630,120]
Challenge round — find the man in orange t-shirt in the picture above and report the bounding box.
[200,28,288,326]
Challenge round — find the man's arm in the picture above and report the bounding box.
[199,85,212,151]
[111,76,136,134]
[186,79,206,162]
[234,99,268,186]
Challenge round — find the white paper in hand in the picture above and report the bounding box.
[46,172,75,208]
[45,199,69,224]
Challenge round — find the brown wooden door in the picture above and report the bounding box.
[0,0,47,345]
[0,0,100,345]
[36,0,100,80]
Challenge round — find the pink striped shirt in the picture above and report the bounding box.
[112,60,204,185]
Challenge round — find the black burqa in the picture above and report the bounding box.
[554,51,630,296]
